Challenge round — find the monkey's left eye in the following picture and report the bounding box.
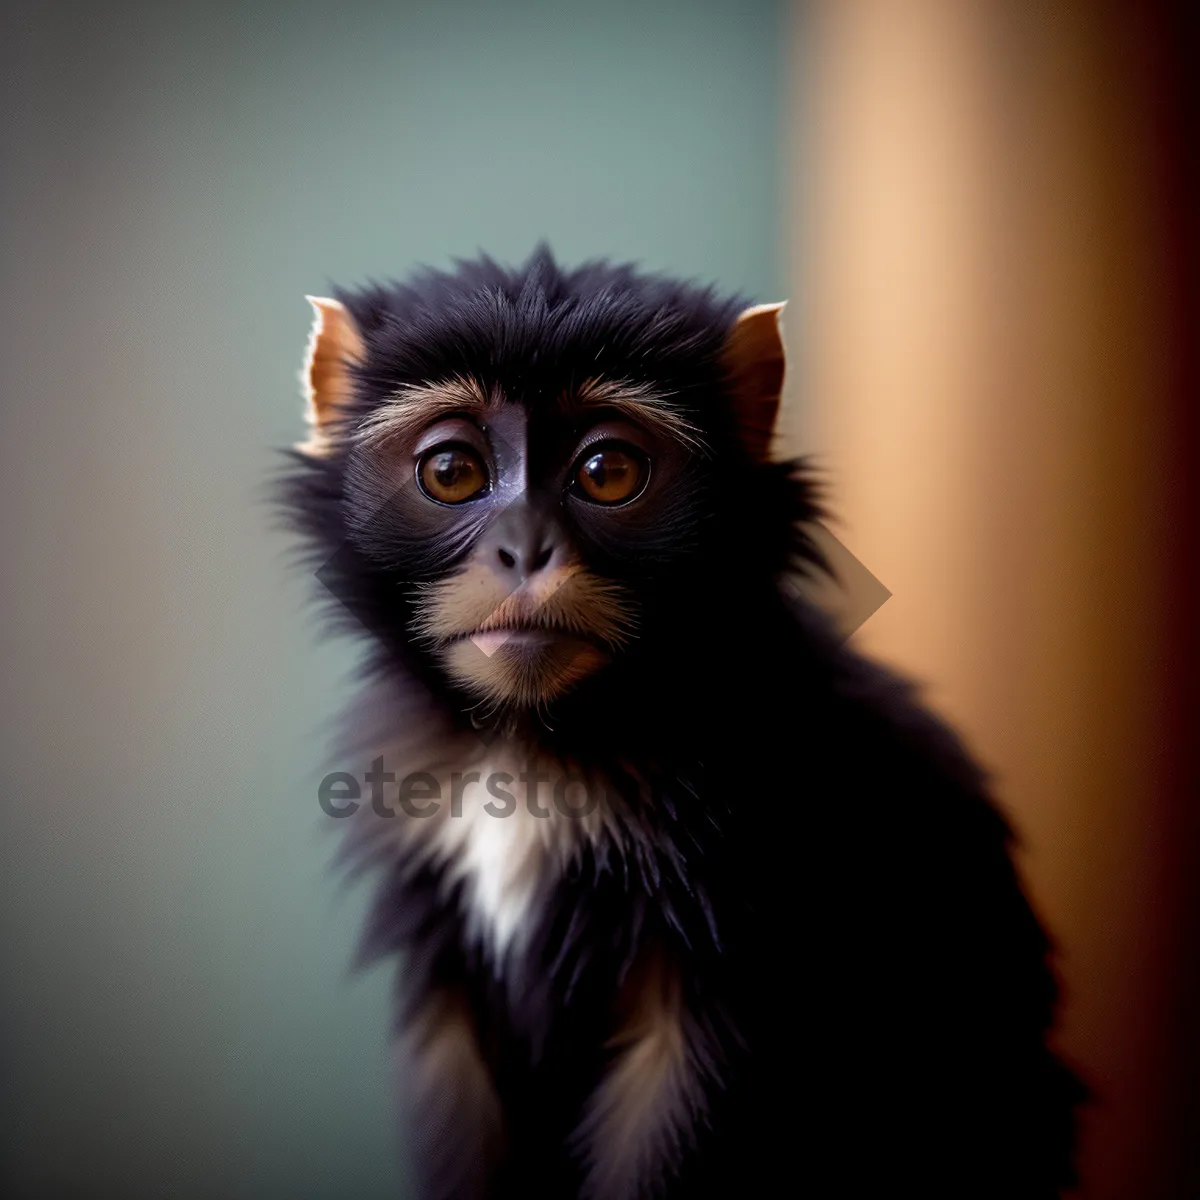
[571,442,650,506]
[417,445,489,504]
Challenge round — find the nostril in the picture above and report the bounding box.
[531,545,553,572]
[497,548,516,569]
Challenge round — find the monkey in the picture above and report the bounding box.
[275,246,1085,1199]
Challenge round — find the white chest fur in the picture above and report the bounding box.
[409,755,610,962]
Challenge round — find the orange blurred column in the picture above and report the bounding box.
[785,2,1198,1197]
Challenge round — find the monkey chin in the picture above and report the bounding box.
[439,632,609,710]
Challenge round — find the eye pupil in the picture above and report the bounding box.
[584,452,627,489]
[576,446,646,504]
[433,453,465,486]
[419,447,487,503]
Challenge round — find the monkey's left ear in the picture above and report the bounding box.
[295,296,366,456]
[720,302,787,460]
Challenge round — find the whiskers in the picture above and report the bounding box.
[411,562,637,652]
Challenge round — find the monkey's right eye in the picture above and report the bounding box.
[417,445,489,504]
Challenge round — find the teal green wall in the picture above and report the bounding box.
[0,2,785,1195]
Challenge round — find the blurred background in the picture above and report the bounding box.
[0,1,1194,1197]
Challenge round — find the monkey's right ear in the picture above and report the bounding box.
[720,301,787,461]
[295,296,366,457]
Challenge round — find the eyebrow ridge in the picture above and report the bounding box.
[572,377,704,451]
[356,374,705,453]
[355,376,501,446]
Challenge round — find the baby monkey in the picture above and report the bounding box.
[277,247,1083,1199]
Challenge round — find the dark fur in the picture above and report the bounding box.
[276,246,1085,1198]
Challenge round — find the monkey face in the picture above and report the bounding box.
[285,251,793,716]
[341,389,706,710]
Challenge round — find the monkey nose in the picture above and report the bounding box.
[486,496,569,582]
[496,540,556,578]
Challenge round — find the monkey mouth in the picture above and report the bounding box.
[437,623,612,708]
[412,563,636,663]
[416,567,635,705]
[453,623,608,660]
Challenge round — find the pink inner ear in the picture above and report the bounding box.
[721,303,786,461]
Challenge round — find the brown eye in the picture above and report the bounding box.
[418,445,488,504]
[574,444,649,505]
